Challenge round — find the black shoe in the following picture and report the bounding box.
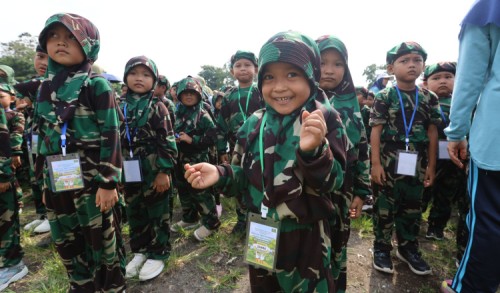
[230,220,246,235]
[434,229,444,240]
[426,226,444,241]
[397,247,432,275]
[372,250,394,274]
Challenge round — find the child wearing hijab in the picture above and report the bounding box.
[316,35,371,293]
[185,30,347,293]
[34,13,125,292]
[119,56,177,281]
[0,83,28,291]
[171,76,221,241]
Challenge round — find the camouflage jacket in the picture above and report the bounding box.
[5,111,25,156]
[175,104,217,156]
[436,96,451,139]
[0,108,12,183]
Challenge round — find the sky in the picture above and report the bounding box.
[1,0,474,87]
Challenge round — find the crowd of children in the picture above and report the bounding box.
[0,8,484,293]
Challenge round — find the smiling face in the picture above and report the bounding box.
[319,48,345,91]
[126,64,154,94]
[45,23,85,67]
[261,62,310,115]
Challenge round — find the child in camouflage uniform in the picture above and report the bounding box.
[216,50,264,234]
[185,30,348,293]
[119,56,178,281]
[370,41,441,276]
[35,13,125,292]
[0,83,28,291]
[316,35,371,293]
[171,76,221,241]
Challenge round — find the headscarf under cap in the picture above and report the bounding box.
[423,62,457,81]
[386,41,427,64]
[230,50,258,67]
[175,76,204,135]
[258,30,321,94]
[124,55,158,91]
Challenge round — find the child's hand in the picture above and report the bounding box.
[153,172,171,193]
[299,110,327,152]
[0,182,11,193]
[371,163,386,186]
[95,188,119,212]
[349,196,364,219]
[11,156,21,169]
[178,132,193,144]
[219,154,229,164]
[424,166,436,187]
[184,163,219,189]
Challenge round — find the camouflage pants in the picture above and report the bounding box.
[329,191,351,293]
[29,159,46,215]
[0,182,23,268]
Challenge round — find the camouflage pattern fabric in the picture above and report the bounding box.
[215,30,348,292]
[36,13,125,292]
[175,77,220,230]
[0,65,16,85]
[230,50,258,67]
[423,62,456,81]
[386,41,427,64]
[370,86,441,250]
[6,110,25,207]
[119,57,177,260]
[361,105,372,143]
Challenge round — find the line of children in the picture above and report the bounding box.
[370,41,441,276]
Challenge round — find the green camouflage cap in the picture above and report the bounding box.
[316,35,349,63]
[423,61,457,81]
[355,86,368,98]
[39,13,100,63]
[0,65,15,85]
[258,30,321,92]
[176,76,203,100]
[158,74,170,89]
[0,83,15,96]
[230,50,258,67]
[124,56,159,90]
[386,41,427,64]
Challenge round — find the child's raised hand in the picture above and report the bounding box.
[11,156,21,169]
[299,110,327,152]
[153,172,171,193]
[178,132,193,144]
[184,163,219,189]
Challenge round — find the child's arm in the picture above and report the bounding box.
[153,102,178,192]
[10,112,25,169]
[0,109,12,191]
[183,111,217,148]
[215,95,231,162]
[424,124,438,187]
[370,124,386,185]
[351,123,371,218]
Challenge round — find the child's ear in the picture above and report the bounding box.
[230,68,235,77]
[386,64,394,74]
[423,80,428,88]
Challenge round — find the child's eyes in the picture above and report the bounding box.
[262,74,273,80]
[287,72,299,78]
[69,35,78,41]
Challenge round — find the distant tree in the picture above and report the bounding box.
[362,64,386,87]
[0,33,38,82]
[198,63,235,90]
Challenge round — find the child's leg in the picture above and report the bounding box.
[248,266,281,293]
[0,183,23,267]
[394,176,424,247]
[330,192,351,292]
[372,181,396,251]
[176,177,200,224]
[192,189,220,230]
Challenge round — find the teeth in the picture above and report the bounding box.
[278,97,289,101]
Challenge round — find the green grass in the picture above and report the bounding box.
[351,214,373,237]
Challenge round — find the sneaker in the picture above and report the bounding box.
[216,204,222,218]
[125,253,146,278]
[362,195,374,213]
[33,219,51,234]
[230,220,246,235]
[36,236,53,249]
[138,259,164,281]
[372,250,394,274]
[170,220,198,232]
[23,218,44,231]
[397,247,432,275]
[426,226,443,241]
[434,229,444,240]
[440,279,456,293]
[0,261,28,291]
[193,225,214,241]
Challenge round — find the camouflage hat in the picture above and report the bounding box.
[258,30,321,92]
[158,74,170,89]
[176,76,202,100]
[423,62,457,81]
[39,13,100,63]
[0,83,16,96]
[230,50,258,67]
[316,35,349,63]
[386,41,427,64]
[0,65,15,85]
[355,86,368,98]
[123,56,158,90]
[36,44,47,53]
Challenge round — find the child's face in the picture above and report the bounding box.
[261,62,310,115]
[170,87,178,101]
[46,23,85,67]
[424,72,455,97]
[319,49,345,91]
[215,98,222,110]
[230,59,257,85]
[154,84,166,97]
[356,93,365,107]
[180,90,200,106]
[126,65,154,94]
[34,51,48,76]
[121,85,128,95]
[0,91,14,109]
[0,70,6,80]
[387,53,425,85]
[366,95,374,107]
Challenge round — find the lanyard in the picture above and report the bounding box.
[439,106,447,125]
[123,103,137,158]
[238,84,253,122]
[60,121,68,156]
[396,87,419,151]
[258,112,269,218]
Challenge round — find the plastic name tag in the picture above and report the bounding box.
[395,150,418,176]
[31,133,38,155]
[438,140,450,160]
[123,158,143,183]
[46,153,84,193]
[244,212,280,271]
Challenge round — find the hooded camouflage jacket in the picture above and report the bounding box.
[0,108,12,183]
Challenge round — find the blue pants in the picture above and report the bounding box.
[452,161,500,293]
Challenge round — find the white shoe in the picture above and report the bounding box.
[0,261,28,291]
[170,220,198,232]
[193,225,214,241]
[125,253,146,278]
[33,219,50,234]
[216,204,222,218]
[24,219,43,231]
[138,259,164,281]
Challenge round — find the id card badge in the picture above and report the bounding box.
[438,140,450,160]
[244,212,280,271]
[31,133,39,155]
[395,150,418,176]
[46,153,85,193]
[123,158,143,183]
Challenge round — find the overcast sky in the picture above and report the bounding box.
[2,0,473,87]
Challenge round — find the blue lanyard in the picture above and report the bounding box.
[61,121,68,156]
[124,103,137,158]
[439,106,447,125]
[396,87,419,151]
